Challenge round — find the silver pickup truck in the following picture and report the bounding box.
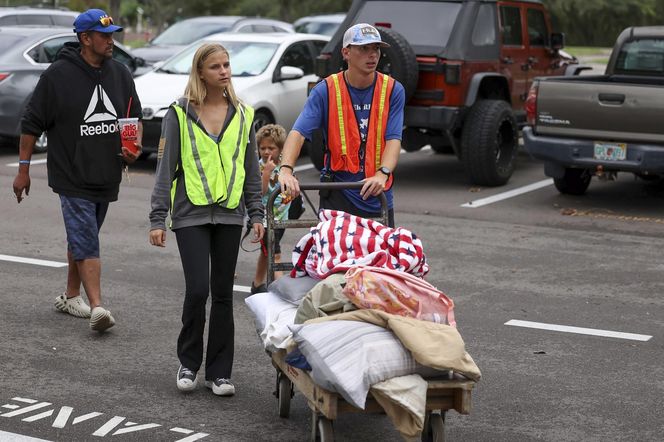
[523,26,664,194]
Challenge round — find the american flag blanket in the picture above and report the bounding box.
[291,210,429,279]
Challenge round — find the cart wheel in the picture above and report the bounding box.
[277,372,292,418]
[317,416,334,442]
[421,411,445,442]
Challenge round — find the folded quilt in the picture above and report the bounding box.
[294,273,356,324]
[370,374,428,441]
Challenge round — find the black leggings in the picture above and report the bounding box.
[174,224,242,380]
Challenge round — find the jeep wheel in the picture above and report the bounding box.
[461,100,518,186]
[554,168,591,195]
[328,27,419,102]
[252,109,273,134]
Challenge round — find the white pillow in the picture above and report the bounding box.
[244,291,295,332]
[260,306,298,351]
[289,320,442,409]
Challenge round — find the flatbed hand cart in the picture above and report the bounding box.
[264,182,476,441]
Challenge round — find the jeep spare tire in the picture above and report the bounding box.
[328,27,418,102]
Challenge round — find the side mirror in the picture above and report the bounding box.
[127,57,137,73]
[551,32,565,51]
[135,57,146,67]
[275,65,304,82]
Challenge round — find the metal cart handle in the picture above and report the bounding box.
[265,182,389,286]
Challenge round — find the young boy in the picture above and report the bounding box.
[252,124,290,294]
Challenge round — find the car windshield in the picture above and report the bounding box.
[158,40,280,76]
[151,21,232,46]
[355,1,461,52]
[614,38,664,75]
[295,21,340,36]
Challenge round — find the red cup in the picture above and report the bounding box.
[118,117,139,154]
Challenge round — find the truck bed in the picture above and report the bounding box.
[534,75,664,144]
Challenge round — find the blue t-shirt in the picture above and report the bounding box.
[293,73,405,213]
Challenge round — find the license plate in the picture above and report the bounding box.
[594,142,626,161]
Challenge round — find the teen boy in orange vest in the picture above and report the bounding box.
[278,23,404,227]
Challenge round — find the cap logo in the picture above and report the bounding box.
[360,27,379,38]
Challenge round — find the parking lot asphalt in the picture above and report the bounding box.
[0,144,662,441]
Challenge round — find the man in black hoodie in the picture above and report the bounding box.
[12,9,143,332]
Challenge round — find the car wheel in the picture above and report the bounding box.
[554,168,592,195]
[328,27,419,102]
[461,99,518,186]
[252,110,273,134]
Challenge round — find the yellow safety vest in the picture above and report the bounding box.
[172,103,254,209]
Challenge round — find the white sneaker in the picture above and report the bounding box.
[54,294,91,318]
[89,306,115,332]
[205,378,235,396]
[177,365,198,392]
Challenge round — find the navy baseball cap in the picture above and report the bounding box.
[74,9,123,33]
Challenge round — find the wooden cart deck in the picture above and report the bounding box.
[270,348,475,441]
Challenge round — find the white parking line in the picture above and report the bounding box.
[0,430,52,442]
[234,285,251,293]
[7,159,47,167]
[462,179,553,208]
[0,257,253,291]
[294,163,314,172]
[505,319,652,341]
[0,254,67,268]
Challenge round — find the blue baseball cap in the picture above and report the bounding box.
[342,23,390,48]
[74,9,123,33]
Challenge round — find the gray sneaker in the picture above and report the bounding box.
[205,378,235,396]
[89,306,115,331]
[54,294,91,318]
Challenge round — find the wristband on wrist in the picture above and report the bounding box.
[280,164,294,173]
[18,160,30,165]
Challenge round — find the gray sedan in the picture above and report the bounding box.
[0,26,146,152]
[132,16,294,67]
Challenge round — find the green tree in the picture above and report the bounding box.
[182,0,351,22]
[543,0,659,46]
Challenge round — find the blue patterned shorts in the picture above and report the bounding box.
[59,195,109,260]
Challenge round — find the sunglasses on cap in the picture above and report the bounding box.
[98,15,114,27]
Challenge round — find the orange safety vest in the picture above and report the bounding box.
[325,72,395,189]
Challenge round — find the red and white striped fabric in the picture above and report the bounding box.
[291,210,429,279]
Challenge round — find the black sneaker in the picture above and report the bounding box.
[250,282,267,294]
[176,365,198,392]
[205,378,235,396]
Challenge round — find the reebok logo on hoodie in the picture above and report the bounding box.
[80,85,119,136]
